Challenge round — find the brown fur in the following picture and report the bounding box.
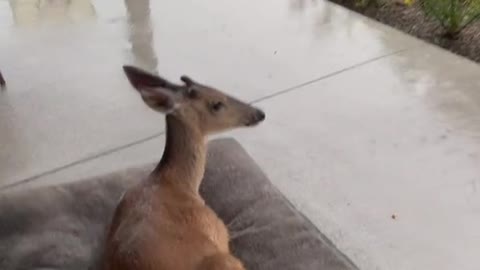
[101,66,265,270]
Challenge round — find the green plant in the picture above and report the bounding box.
[420,0,480,37]
[404,0,415,6]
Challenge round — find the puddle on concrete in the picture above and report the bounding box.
[8,0,97,26]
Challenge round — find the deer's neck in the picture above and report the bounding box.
[152,114,206,193]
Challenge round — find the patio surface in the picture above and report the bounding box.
[1,0,480,269]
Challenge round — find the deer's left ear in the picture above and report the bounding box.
[138,87,178,113]
[123,65,180,91]
[123,65,179,113]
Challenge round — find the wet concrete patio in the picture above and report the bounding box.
[1,0,479,269]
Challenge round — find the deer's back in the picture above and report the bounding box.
[103,181,230,270]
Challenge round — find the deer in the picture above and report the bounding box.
[101,65,266,270]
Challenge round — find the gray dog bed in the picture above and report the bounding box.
[0,138,358,270]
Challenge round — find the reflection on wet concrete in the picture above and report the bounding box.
[289,0,318,12]
[389,48,480,141]
[9,0,96,26]
[288,0,379,39]
[289,0,333,26]
[390,50,480,215]
[124,0,157,73]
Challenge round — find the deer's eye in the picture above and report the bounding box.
[210,101,225,112]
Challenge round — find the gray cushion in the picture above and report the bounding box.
[0,138,358,270]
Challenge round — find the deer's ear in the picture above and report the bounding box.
[123,65,177,90]
[122,66,178,113]
[138,87,177,113]
[180,75,195,87]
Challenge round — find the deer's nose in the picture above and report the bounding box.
[255,109,266,122]
[245,108,265,126]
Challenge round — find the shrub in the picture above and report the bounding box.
[419,0,480,37]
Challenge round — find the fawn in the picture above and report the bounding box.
[102,66,265,270]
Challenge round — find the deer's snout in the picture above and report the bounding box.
[246,108,265,126]
[255,109,265,122]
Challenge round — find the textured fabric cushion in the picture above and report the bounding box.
[0,138,358,270]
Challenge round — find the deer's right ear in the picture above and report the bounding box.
[123,66,178,113]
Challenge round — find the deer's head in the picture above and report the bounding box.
[123,65,265,134]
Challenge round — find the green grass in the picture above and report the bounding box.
[420,0,480,37]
